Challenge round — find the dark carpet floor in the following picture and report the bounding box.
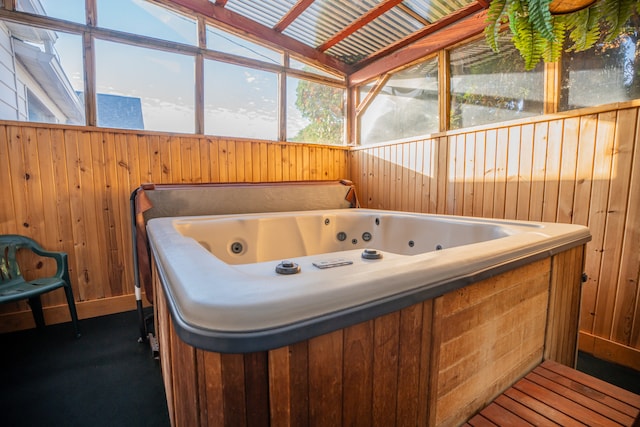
[1,310,639,427]
[0,309,170,427]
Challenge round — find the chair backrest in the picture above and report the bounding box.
[0,235,39,284]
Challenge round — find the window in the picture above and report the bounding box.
[95,39,195,133]
[449,35,544,129]
[17,0,85,24]
[560,30,640,111]
[204,60,278,140]
[359,57,439,145]
[0,20,84,125]
[287,77,345,145]
[207,25,282,65]
[97,0,197,45]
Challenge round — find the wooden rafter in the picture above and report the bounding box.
[349,10,488,86]
[318,0,404,52]
[214,0,228,5]
[351,2,485,72]
[273,0,315,33]
[157,0,351,74]
[397,3,430,26]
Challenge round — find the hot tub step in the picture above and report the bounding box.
[464,360,640,426]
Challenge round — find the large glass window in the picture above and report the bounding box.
[287,77,345,145]
[0,20,84,125]
[17,0,86,24]
[560,30,640,111]
[204,60,278,140]
[449,35,544,129]
[207,25,282,65]
[97,0,197,45]
[359,57,438,145]
[95,39,195,132]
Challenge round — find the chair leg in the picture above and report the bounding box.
[63,284,81,338]
[28,296,45,330]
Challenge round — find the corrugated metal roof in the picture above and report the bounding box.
[214,0,485,67]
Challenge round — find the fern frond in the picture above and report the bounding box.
[599,0,635,42]
[543,15,567,63]
[566,7,601,51]
[484,0,510,52]
[509,1,547,70]
[526,0,555,41]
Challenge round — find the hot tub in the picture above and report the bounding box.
[146,208,590,353]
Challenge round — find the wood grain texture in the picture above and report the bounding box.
[351,101,640,367]
[0,122,349,327]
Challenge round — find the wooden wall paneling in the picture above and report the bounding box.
[308,329,343,426]
[445,135,456,215]
[170,314,200,427]
[528,122,548,222]
[432,259,550,426]
[572,114,597,227]
[516,124,534,221]
[492,128,508,219]
[372,311,401,426]
[545,246,584,366]
[388,145,397,210]
[342,320,374,426]
[463,133,475,217]
[198,350,225,427]
[392,145,401,211]
[153,262,175,426]
[267,141,277,181]
[436,136,447,214]
[281,144,290,182]
[581,111,617,333]
[89,131,110,298]
[395,303,424,425]
[371,146,381,209]
[64,129,90,302]
[504,126,520,220]
[100,131,124,297]
[542,119,563,223]
[383,145,392,211]
[365,145,375,208]
[612,110,640,347]
[406,142,416,212]
[0,125,17,235]
[472,131,485,218]
[593,108,638,339]
[413,141,424,213]
[454,134,465,216]
[481,130,496,219]
[556,116,580,224]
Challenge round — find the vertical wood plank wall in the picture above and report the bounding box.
[351,101,640,369]
[0,121,350,331]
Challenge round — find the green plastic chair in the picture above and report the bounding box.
[0,235,80,337]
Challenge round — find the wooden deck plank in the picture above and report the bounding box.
[527,371,635,425]
[503,387,584,426]
[494,394,562,426]
[467,413,499,427]
[541,360,640,409]
[473,361,640,427]
[479,402,534,426]
[536,363,639,417]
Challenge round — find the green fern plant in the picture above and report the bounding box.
[485,0,638,70]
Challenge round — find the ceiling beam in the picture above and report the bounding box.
[273,0,315,33]
[214,0,227,6]
[397,3,430,26]
[349,9,488,86]
[350,3,485,74]
[157,0,351,74]
[318,0,404,52]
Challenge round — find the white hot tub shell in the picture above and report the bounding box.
[146,208,591,353]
